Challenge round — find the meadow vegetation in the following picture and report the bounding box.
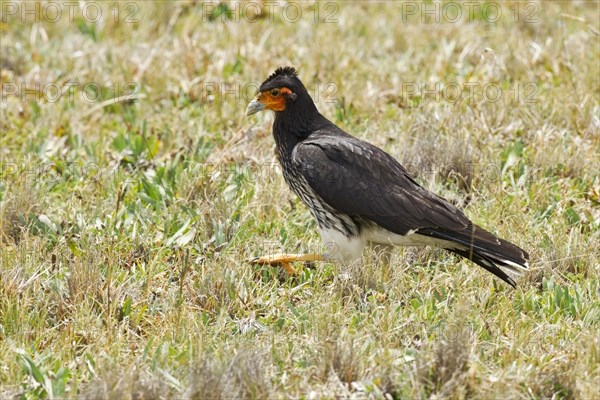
[1,1,599,398]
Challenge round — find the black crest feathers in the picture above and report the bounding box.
[262,66,298,86]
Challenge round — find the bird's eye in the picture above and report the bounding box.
[270,89,281,97]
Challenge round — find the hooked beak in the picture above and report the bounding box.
[246,98,265,116]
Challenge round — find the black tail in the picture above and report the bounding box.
[419,224,529,288]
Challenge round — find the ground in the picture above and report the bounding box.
[1,1,599,399]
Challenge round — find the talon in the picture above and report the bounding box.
[248,258,297,275]
[247,253,323,275]
[247,255,281,266]
[280,261,296,275]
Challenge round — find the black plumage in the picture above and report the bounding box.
[248,67,529,287]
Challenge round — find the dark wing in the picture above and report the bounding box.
[293,133,470,235]
[293,132,529,287]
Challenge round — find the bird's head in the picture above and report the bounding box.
[246,66,306,116]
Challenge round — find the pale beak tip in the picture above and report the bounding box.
[246,99,265,116]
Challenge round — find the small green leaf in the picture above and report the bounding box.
[165,219,192,247]
[18,353,45,386]
[68,240,82,257]
[564,207,580,226]
[176,227,196,247]
[122,295,132,318]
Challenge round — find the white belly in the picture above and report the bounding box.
[318,226,465,263]
[319,228,366,261]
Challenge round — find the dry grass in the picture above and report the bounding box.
[1,1,599,398]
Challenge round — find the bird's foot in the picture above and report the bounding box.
[248,253,324,275]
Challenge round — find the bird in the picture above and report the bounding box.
[246,66,529,287]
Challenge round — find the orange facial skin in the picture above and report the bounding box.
[256,87,293,111]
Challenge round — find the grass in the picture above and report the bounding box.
[1,1,599,398]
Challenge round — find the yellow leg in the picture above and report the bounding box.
[248,253,324,275]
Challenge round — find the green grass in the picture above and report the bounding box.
[1,1,599,398]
